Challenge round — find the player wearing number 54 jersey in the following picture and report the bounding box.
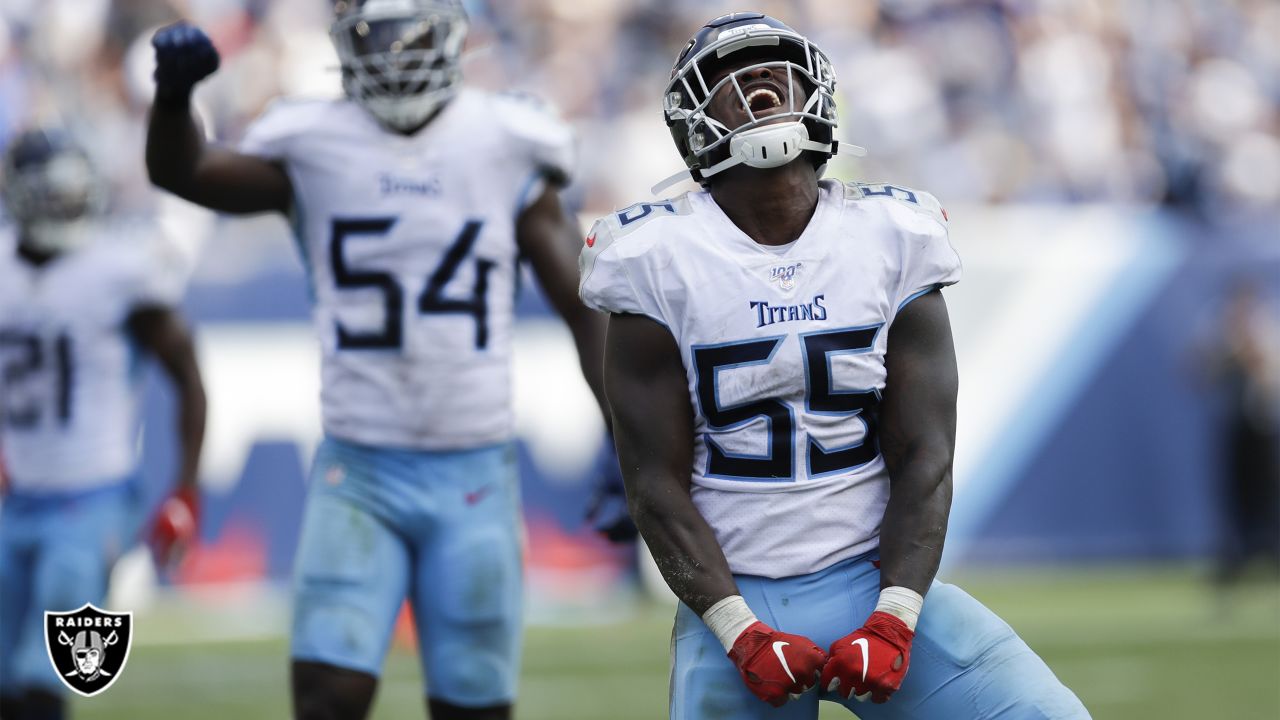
[0,129,206,720]
[583,13,1090,719]
[145,2,607,719]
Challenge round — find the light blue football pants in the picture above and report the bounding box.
[671,552,1091,719]
[290,436,523,708]
[0,482,132,695]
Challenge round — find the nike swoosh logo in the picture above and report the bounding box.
[771,641,797,683]
[464,486,493,505]
[850,638,870,683]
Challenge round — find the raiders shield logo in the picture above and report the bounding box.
[44,604,133,697]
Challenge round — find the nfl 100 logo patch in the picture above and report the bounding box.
[44,604,133,697]
[770,262,803,291]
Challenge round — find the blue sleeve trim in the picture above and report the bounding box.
[897,285,941,312]
[514,170,547,218]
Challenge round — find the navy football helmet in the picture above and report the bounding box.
[2,129,102,253]
[660,13,853,190]
[330,0,469,131]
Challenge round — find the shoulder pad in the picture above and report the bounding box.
[240,97,337,157]
[96,225,188,307]
[846,181,948,227]
[258,96,336,128]
[577,196,691,320]
[597,194,695,238]
[490,91,575,182]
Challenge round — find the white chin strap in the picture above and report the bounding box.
[722,122,823,171]
[651,122,866,195]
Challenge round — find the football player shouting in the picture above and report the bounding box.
[582,13,1092,720]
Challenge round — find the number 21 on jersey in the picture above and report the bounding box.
[0,330,74,429]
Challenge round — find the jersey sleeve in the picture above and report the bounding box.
[117,235,187,310]
[492,92,576,188]
[890,190,961,311]
[578,217,665,323]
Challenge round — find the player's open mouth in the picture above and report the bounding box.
[746,87,783,113]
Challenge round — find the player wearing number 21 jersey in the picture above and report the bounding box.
[584,13,1090,720]
[145,2,608,719]
[0,129,206,720]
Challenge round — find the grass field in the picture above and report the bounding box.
[74,566,1279,720]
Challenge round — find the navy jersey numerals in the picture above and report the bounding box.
[616,201,677,227]
[692,337,793,480]
[692,324,882,481]
[418,220,493,349]
[801,326,881,477]
[329,218,492,350]
[0,330,74,428]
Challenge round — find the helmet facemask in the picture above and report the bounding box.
[3,143,102,255]
[665,28,838,184]
[331,0,468,132]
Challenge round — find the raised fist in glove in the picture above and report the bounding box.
[149,484,200,568]
[821,611,914,703]
[729,621,828,707]
[152,22,220,106]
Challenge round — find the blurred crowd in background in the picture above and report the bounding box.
[0,0,1278,222]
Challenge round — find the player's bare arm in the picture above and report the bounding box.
[876,289,957,594]
[127,306,206,492]
[604,312,731,612]
[516,185,608,419]
[606,311,828,706]
[145,23,292,214]
[820,288,958,704]
[520,184,639,542]
[127,305,207,564]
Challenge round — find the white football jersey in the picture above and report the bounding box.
[0,228,182,493]
[241,90,574,450]
[580,179,961,578]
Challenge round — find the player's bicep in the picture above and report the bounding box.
[188,147,292,214]
[604,313,696,498]
[880,290,958,480]
[126,306,202,384]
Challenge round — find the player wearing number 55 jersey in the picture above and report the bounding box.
[583,13,1090,719]
[0,129,206,720]
[145,2,607,719]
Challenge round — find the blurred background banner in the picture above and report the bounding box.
[0,0,1277,718]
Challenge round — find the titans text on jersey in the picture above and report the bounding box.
[750,295,827,328]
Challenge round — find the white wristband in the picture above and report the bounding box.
[702,595,759,652]
[875,586,924,632]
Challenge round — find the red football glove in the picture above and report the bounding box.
[728,621,828,707]
[150,485,199,567]
[821,611,914,703]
